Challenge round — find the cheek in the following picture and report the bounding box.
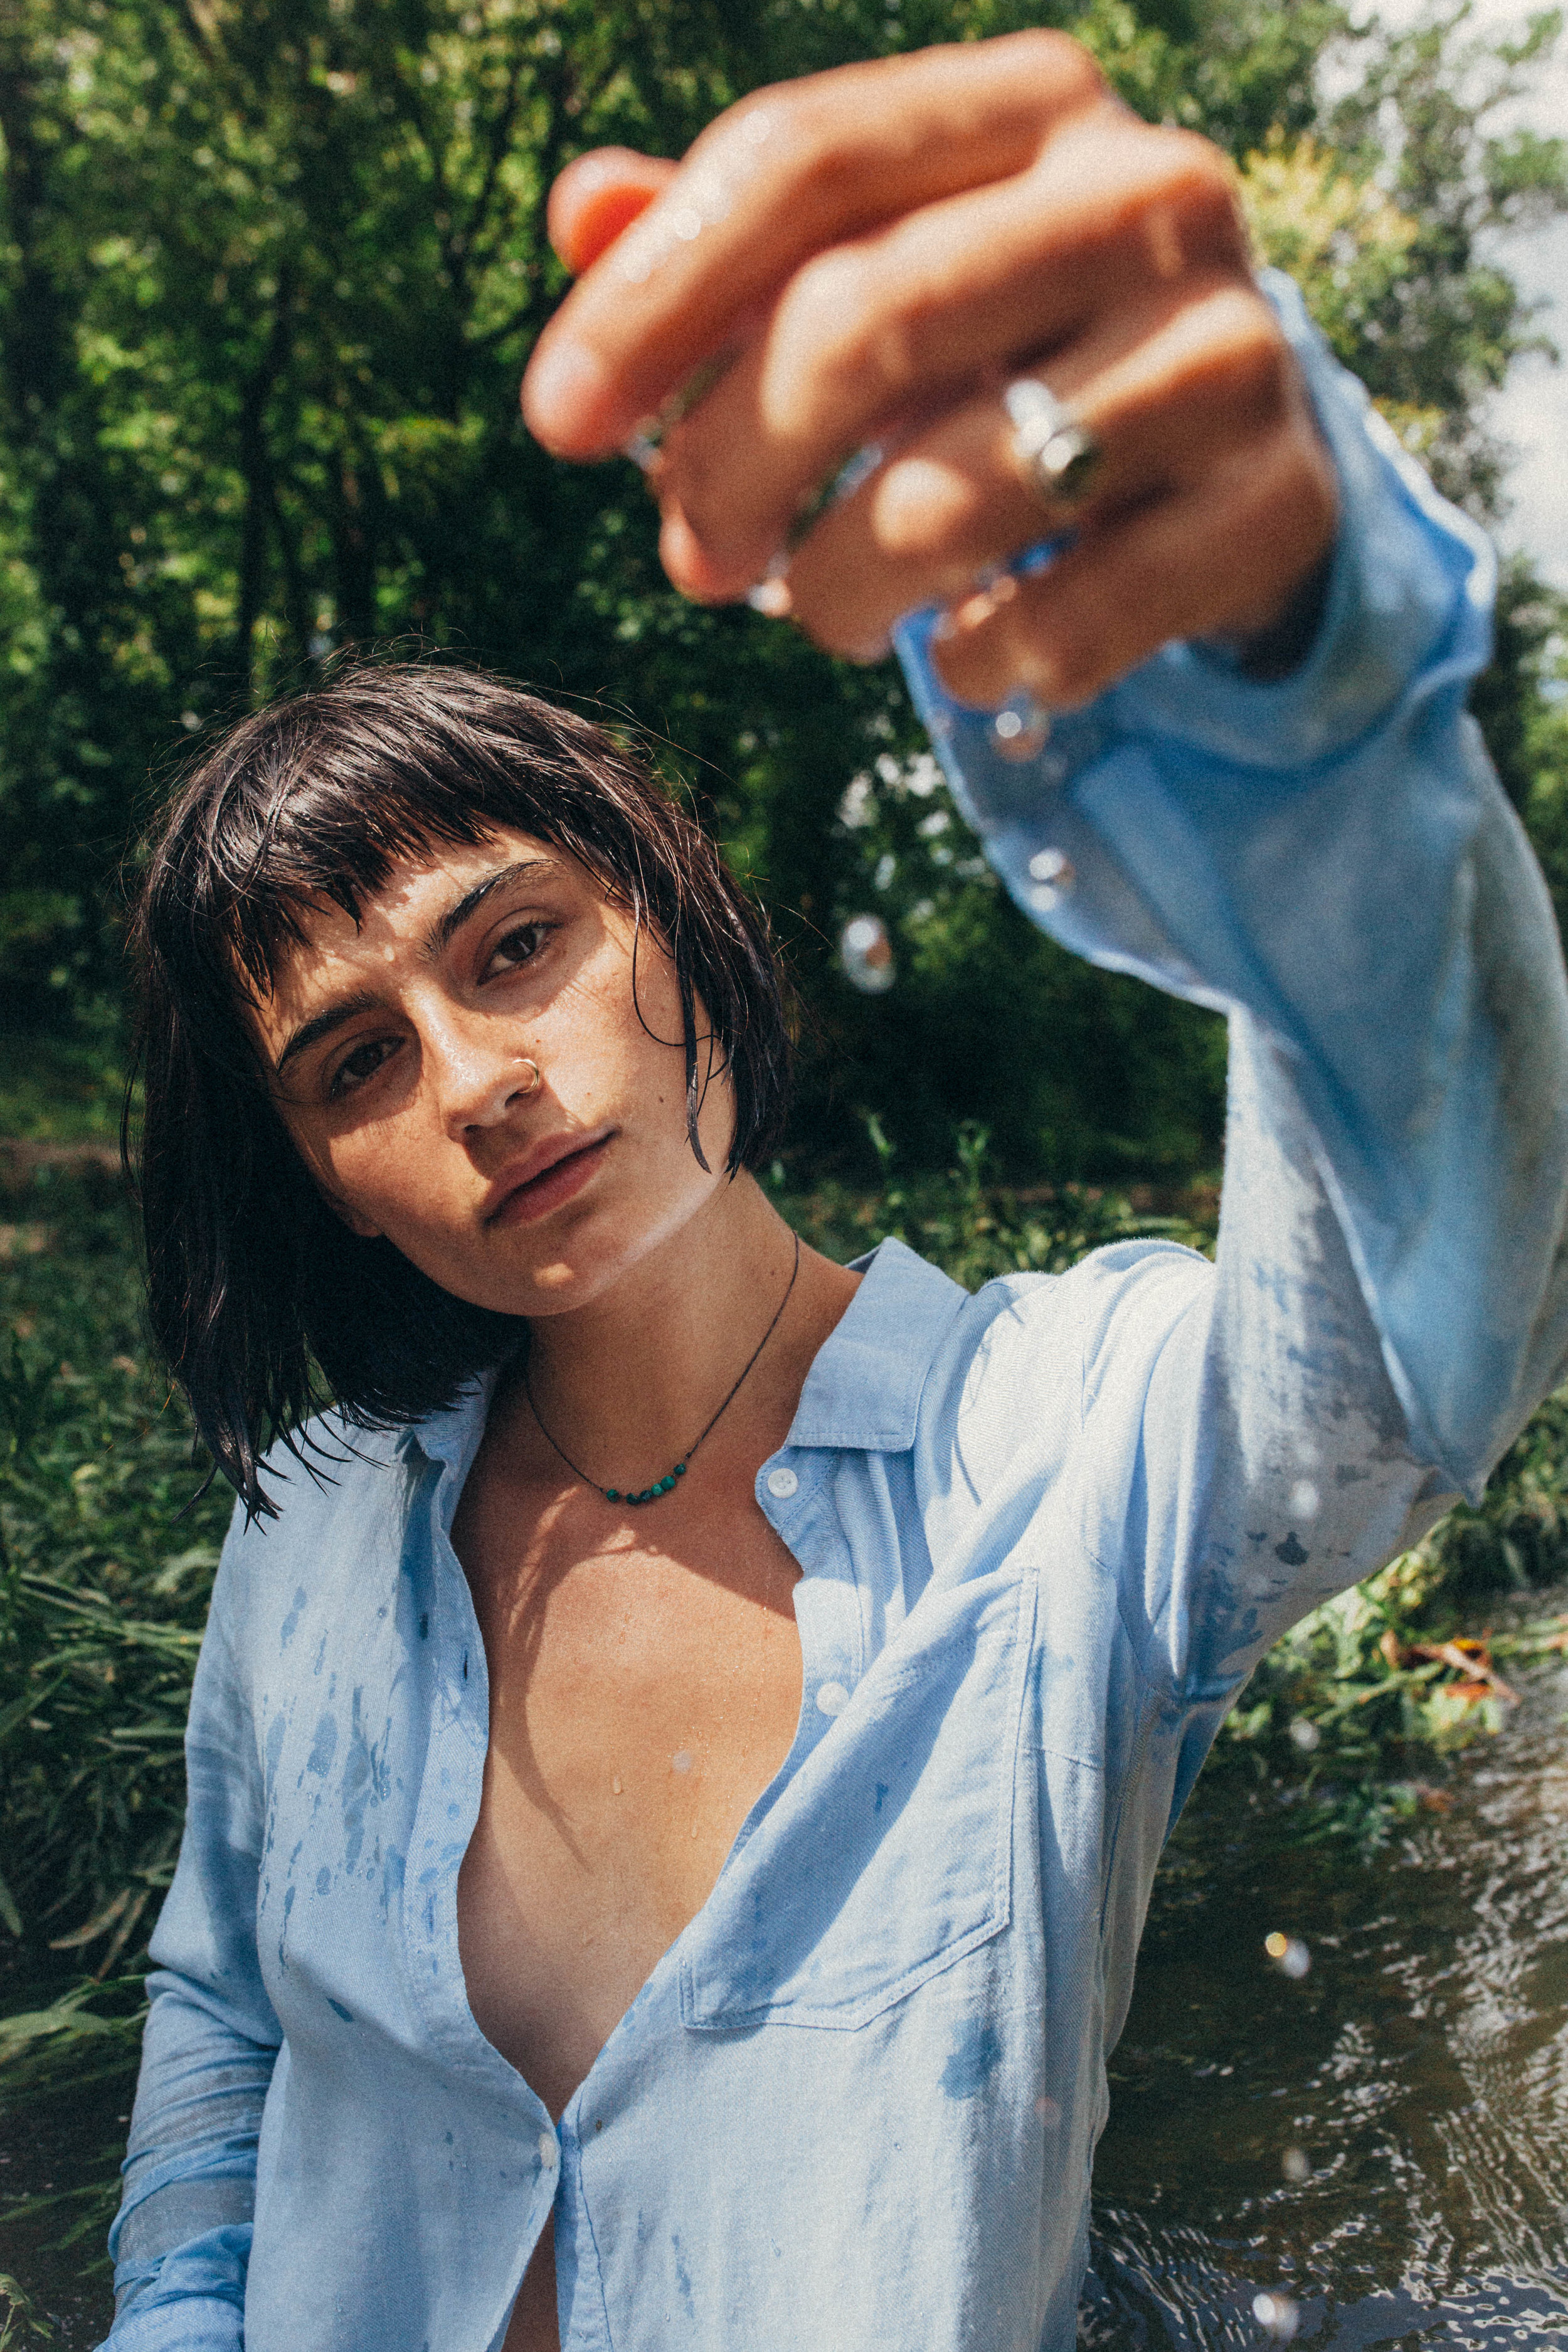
[552,936,689,1113]
[317,1125,442,1241]
[548,946,736,1187]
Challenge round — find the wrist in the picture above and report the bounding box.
[1202,549,1335,682]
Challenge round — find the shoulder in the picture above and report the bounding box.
[947,1235,1210,1385]
[239,1409,416,1548]
[209,1409,433,1662]
[915,1237,1213,1475]
[1046,1237,1214,1408]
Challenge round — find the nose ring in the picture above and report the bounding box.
[512,1057,541,1098]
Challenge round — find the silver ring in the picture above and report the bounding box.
[623,347,741,472]
[1004,377,1102,507]
[512,1057,541,1098]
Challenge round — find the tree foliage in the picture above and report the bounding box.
[0,0,1562,1175]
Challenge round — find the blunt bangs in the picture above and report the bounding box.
[127,660,792,1516]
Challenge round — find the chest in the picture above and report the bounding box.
[450,1479,805,2116]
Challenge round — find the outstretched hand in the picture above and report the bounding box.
[521,34,1337,711]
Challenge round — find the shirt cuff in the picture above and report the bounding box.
[893,267,1494,827]
[98,2223,250,2350]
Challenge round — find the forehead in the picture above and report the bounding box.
[299,824,572,945]
[252,827,578,1026]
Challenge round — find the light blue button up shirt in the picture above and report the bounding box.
[103,278,1568,2352]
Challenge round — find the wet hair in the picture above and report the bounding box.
[127,659,791,1515]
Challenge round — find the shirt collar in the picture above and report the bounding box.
[783,1236,967,1454]
[399,1236,967,1472]
[397,1362,501,1479]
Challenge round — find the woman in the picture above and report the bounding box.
[105,32,1568,2352]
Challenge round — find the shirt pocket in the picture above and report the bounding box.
[681,1569,1036,2033]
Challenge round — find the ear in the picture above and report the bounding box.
[329,1198,385,1242]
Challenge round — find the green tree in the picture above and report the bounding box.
[0,0,1562,1177]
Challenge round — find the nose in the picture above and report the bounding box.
[424,1011,541,1138]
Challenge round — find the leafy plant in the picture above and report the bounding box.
[0,1169,231,1981]
[0,2272,52,2349]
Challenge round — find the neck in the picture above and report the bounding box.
[517,1174,835,1491]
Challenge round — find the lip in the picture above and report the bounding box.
[483,1128,615,1227]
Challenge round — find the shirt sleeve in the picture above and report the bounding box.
[98,1511,280,2351]
[894,273,1568,1727]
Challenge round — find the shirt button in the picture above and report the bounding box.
[766,1466,798,1498]
[539,2132,558,2169]
[816,1681,849,1717]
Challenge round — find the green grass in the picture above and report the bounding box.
[0,2271,53,2348]
[1,1163,231,1980]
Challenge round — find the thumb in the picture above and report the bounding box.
[547,149,679,277]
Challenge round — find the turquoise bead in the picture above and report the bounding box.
[610,1474,689,1503]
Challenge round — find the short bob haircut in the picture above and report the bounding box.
[129,660,792,1516]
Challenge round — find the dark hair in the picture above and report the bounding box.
[127,660,791,1515]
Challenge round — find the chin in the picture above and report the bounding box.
[416,1227,632,1320]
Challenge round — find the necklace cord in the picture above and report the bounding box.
[523,1230,803,1500]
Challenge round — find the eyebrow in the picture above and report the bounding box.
[423,857,561,960]
[273,989,384,1079]
[272,857,563,1078]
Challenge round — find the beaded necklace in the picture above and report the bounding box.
[522,1232,802,1507]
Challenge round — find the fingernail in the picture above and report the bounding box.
[659,511,744,603]
[747,578,793,618]
[522,339,611,449]
[659,509,704,581]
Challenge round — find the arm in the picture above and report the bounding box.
[899,273,1568,1503]
[898,283,1568,1757]
[99,1517,280,2350]
[512,39,1568,1688]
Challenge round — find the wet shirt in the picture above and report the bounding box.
[102,279,1568,2352]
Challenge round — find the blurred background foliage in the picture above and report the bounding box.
[0,0,1564,1179]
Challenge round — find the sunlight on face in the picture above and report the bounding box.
[250,829,736,1318]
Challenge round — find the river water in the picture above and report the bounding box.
[1086,1611,1568,2348]
[3,1605,1565,2349]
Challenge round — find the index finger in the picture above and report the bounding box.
[521,32,1108,460]
[548,149,679,277]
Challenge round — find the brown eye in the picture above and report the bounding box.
[328,1036,400,1101]
[484,920,553,978]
